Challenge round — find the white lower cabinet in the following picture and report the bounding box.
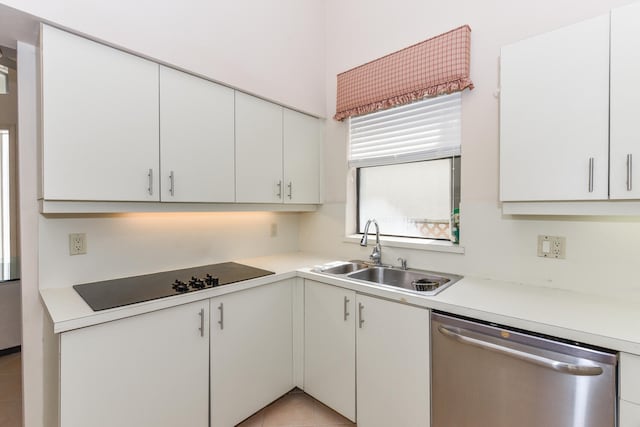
[210,279,294,427]
[303,280,356,421]
[59,301,209,427]
[620,352,640,427]
[620,400,640,427]
[356,293,430,427]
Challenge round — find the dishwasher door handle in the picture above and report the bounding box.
[438,325,603,376]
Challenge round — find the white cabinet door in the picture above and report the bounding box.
[621,352,640,404]
[60,301,209,427]
[235,92,284,203]
[304,280,355,421]
[356,294,430,427]
[611,3,640,199]
[283,109,321,204]
[210,280,293,427]
[500,15,610,201]
[620,400,640,427]
[41,25,160,201]
[159,66,235,202]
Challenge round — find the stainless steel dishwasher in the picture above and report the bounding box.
[431,312,617,427]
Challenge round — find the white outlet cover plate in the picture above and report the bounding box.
[537,235,565,259]
[69,233,87,255]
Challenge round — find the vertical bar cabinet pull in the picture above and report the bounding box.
[588,157,594,193]
[198,308,204,337]
[627,154,633,191]
[218,303,224,330]
[147,169,153,195]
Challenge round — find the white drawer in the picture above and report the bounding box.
[621,353,640,404]
[620,399,640,427]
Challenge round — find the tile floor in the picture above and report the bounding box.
[236,389,356,427]
[0,352,21,427]
[0,352,354,427]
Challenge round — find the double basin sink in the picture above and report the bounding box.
[313,261,462,296]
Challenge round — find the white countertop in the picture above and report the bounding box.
[40,251,640,354]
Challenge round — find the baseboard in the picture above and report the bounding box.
[0,345,21,356]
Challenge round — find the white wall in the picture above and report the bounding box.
[39,212,300,288]
[0,0,326,116]
[299,0,640,302]
[0,3,324,427]
[17,40,42,427]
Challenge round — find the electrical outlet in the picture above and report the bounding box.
[537,235,565,259]
[270,223,278,237]
[69,233,87,255]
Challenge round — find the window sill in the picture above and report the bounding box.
[343,234,465,254]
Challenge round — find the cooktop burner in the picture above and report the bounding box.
[73,262,275,311]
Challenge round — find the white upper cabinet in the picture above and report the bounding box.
[611,3,640,199]
[40,25,321,211]
[283,109,321,204]
[159,66,235,202]
[41,24,160,201]
[235,92,284,203]
[500,14,610,202]
[235,92,322,204]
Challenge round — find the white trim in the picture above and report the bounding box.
[343,234,465,254]
[502,201,640,216]
[40,200,318,214]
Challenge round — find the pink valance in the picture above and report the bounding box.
[334,25,474,121]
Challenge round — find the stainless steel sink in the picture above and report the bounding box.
[313,261,370,275]
[347,267,460,295]
[313,260,461,296]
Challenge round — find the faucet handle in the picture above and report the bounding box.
[397,257,407,270]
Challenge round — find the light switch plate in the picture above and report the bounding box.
[537,235,565,259]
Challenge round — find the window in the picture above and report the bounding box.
[0,65,7,95]
[350,93,461,242]
[0,128,18,280]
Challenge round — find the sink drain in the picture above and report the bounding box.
[412,278,441,292]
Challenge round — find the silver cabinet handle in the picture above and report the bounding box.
[588,157,594,193]
[627,154,633,191]
[276,180,282,199]
[198,308,204,337]
[169,171,175,196]
[287,181,293,200]
[344,296,350,321]
[147,169,153,195]
[358,303,364,328]
[217,303,224,330]
[437,325,603,376]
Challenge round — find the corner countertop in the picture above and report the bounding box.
[40,251,640,355]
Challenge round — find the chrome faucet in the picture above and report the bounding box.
[360,219,382,265]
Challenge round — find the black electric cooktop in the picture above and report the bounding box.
[73,262,275,311]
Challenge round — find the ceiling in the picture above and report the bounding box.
[0,2,40,49]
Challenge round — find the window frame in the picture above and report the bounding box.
[344,95,465,253]
[355,156,460,241]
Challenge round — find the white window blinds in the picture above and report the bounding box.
[349,92,461,167]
